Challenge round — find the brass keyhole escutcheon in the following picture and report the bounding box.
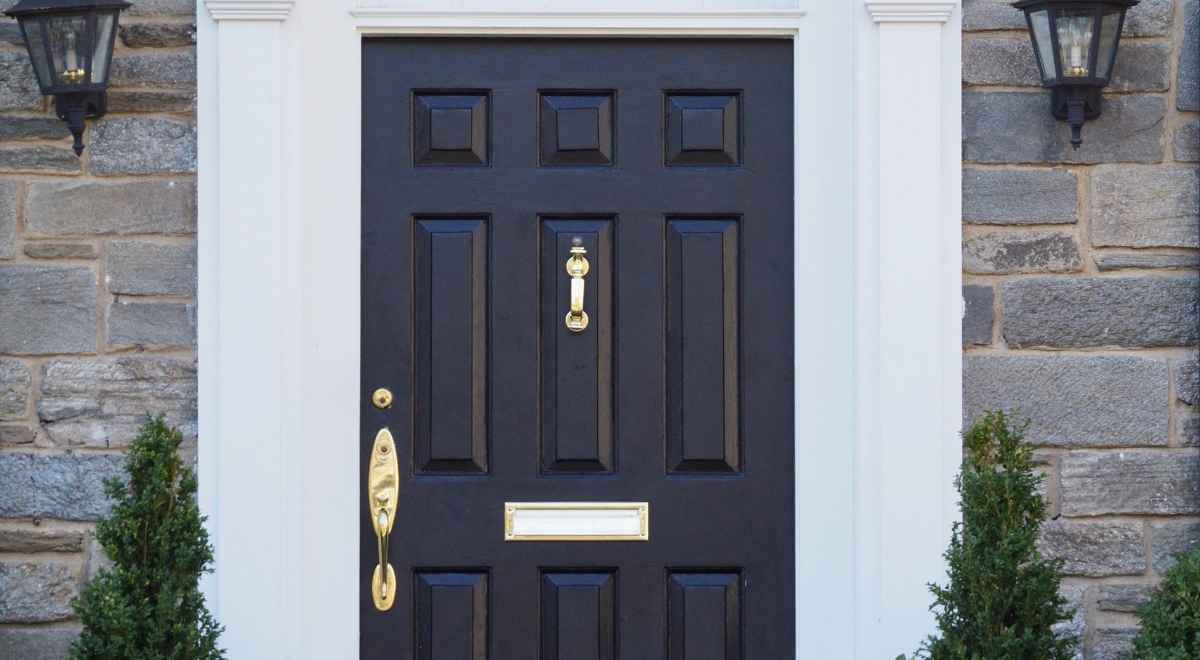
[371,388,393,409]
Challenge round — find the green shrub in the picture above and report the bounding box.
[70,416,225,660]
[914,411,1076,659]
[1132,547,1200,659]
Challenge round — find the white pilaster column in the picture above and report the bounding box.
[857,1,962,656]
[197,1,298,658]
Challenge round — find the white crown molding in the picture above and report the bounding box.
[205,0,295,21]
[865,1,956,23]
[349,8,807,34]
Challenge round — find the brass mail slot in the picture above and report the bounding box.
[504,502,649,542]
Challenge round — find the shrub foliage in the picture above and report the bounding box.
[71,416,225,660]
[1132,547,1200,660]
[916,410,1076,659]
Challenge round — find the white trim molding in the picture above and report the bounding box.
[196,1,963,658]
[865,1,956,22]
[205,0,294,21]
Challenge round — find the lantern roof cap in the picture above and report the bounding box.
[5,0,131,18]
[1012,0,1138,8]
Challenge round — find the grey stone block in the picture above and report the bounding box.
[89,117,196,175]
[0,526,85,553]
[1091,627,1139,660]
[0,51,41,111]
[1096,584,1155,612]
[0,116,69,141]
[25,179,196,237]
[1177,355,1199,405]
[1002,277,1200,348]
[108,301,195,348]
[0,425,35,445]
[38,358,197,448]
[126,0,195,15]
[0,358,30,421]
[1060,450,1200,516]
[0,266,97,355]
[964,92,1165,164]
[110,51,196,87]
[0,627,80,660]
[1181,412,1199,447]
[1109,42,1172,93]
[1051,583,1086,650]
[1180,0,1199,111]
[963,355,1169,447]
[963,37,1039,87]
[1175,119,1199,161]
[1123,0,1176,37]
[1090,165,1199,248]
[106,240,197,296]
[962,284,994,346]
[963,0,1027,31]
[0,451,124,520]
[0,561,77,623]
[1151,519,1200,573]
[0,180,14,260]
[106,89,196,114]
[962,168,1077,225]
[23,242,97,260]
[0,17,20,47]
[963,231,1081,274]
[119,21,196,48]
[1094,252,1200,270]
[1037,519,1146,576]
[0,145,81,174]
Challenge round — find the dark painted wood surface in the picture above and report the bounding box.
[363,38,794,660]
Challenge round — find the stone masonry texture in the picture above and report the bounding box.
[0,2,1195,658]
[963,0,1199,655]
[0,0,198,653]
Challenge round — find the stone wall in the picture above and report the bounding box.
[963,0,1199,657]
[0,0,196,657]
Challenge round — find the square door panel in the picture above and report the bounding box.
[414,92,489,165]
[414,571,489,660]
[539,92,614,166]
[541,571,617,660]
[665,93,740,166]
[667,571,742,660]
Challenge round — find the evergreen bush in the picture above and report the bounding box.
[913,410,1076,659]
[1131,546,1200,659]
[70,416,225,660]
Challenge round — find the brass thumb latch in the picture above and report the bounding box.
[368,428,399,611]
[564,238,590,333]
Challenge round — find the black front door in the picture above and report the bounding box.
[362,38,794,659]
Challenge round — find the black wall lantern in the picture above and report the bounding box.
[1013,0,1138,148]
[4,0,130,155]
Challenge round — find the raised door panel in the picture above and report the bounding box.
[667,572,741,660]
[666,219,740,474]
[540,219,614,473]
[415,571,489,660]
[540,571,616,660]
[414,217,488,474]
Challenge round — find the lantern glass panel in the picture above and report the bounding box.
[1029,9,1058,82]
[91,12,116,84]
[45,14,90,87]
[19,17,53,90]
[1095,8,1122,79]
[1056,8,1096,78]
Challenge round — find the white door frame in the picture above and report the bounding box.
[196,1,962,657]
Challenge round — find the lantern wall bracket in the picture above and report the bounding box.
[1051,86,1100,149]
[55,91,106,156]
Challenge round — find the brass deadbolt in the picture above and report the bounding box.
[371,388,393,409]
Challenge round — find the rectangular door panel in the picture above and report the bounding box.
[415,571,489,660]
[541,571,617,660]
[667,571,742,660]
[414,217,489,474]
[666,219,740,474]
[540,218,614,473]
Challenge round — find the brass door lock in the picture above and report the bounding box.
[371,388,393,409]
[368,428,399,611]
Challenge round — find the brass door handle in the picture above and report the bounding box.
[368,428,399,611]
[564,238,589,333]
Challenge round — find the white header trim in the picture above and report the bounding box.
[205,0,294,21]
[865,1,956,22]
[351,8,806,35]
